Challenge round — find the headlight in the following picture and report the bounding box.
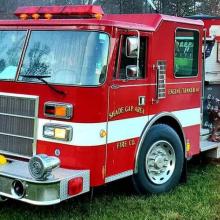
[43,124,73,141]
[28,154,60,180]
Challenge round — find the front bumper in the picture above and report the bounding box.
[0,160,90,205]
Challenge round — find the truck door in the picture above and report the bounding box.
[106,31,150,179]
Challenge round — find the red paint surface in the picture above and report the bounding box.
[106,138,139,177]
[37,141,105,186]
[0,82,108,123]
[0,13,204,185]
[184,125,201,157]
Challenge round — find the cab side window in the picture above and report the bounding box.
[118,36,146,80]
[174,29,199,77]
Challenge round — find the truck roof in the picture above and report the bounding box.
[0,13,203,32]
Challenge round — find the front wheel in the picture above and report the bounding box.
[133,124,184,194]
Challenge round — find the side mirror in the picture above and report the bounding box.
[126,37,139,58]
[126,65,138,78]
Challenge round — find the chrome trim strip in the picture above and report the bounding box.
[0,192,61,206]
[15,30,31,81]
[0,132,34,140]
[0,92,38,99]
[166,81,201,85]
[0,151,31,159]
[114,84,149,87]
[112,81,202,88]
[105,170,133,183]
[0,112,35,119]
[33,97,39,155]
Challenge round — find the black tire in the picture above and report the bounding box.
[133,124,184,194]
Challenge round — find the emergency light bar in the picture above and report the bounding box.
[14,5,104,20]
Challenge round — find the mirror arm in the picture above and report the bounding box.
[137,30,140,76]
[130,30,140,76]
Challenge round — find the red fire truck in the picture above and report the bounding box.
[0,5,218,205]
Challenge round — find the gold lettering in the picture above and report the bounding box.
[129,139,135,146]
[125,106,134,112]
[135,106,145,114]
[117,139,136,149]
[117,141,127,149]
[168,87,200,95]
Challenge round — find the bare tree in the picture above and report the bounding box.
[1,0,220,19]
[196,0,220,15]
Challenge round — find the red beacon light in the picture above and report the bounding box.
[14,5,104,20]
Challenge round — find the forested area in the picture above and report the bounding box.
[0,0,220,18]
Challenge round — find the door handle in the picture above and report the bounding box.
[111,84,120,89]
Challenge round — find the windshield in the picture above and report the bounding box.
[18,31,109,86]
[0,31,26,80]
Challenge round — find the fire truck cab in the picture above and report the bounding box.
[0,5,217,205]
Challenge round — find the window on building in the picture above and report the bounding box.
[174,29,199,77]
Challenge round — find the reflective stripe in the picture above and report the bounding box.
[149,108,201,127]
[37,119,107,146]
[107,116,148,143]
[37,108,201,146]
[172,108,201,127]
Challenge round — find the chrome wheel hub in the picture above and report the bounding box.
[154,156,167,169]
[145,140,176,184]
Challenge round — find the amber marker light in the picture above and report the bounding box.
[44,102,73,119]
[94,13,102,20]
[32,13,40,19]
[100,129,107,138]
[20,13,28,20]
[55,106,67,118]
[44,13,53,20]
[186,140,191,152]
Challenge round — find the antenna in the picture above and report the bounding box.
[85,0,97,4]
[146,0,159,13]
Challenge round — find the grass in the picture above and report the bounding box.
[0,157,219,220]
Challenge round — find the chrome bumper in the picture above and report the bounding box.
[0,160,90,205]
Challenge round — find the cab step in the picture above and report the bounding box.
[200,128,210,141]
[200,140,220,159]
[205,147,220,159]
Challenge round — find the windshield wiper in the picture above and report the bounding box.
[20,75,66,96]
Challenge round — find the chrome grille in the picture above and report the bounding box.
[0,93,38,158]
[0,95,36,117]
[0,135,33,156]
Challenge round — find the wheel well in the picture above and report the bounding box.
[134,114,186,174]
[153,116,186,153]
